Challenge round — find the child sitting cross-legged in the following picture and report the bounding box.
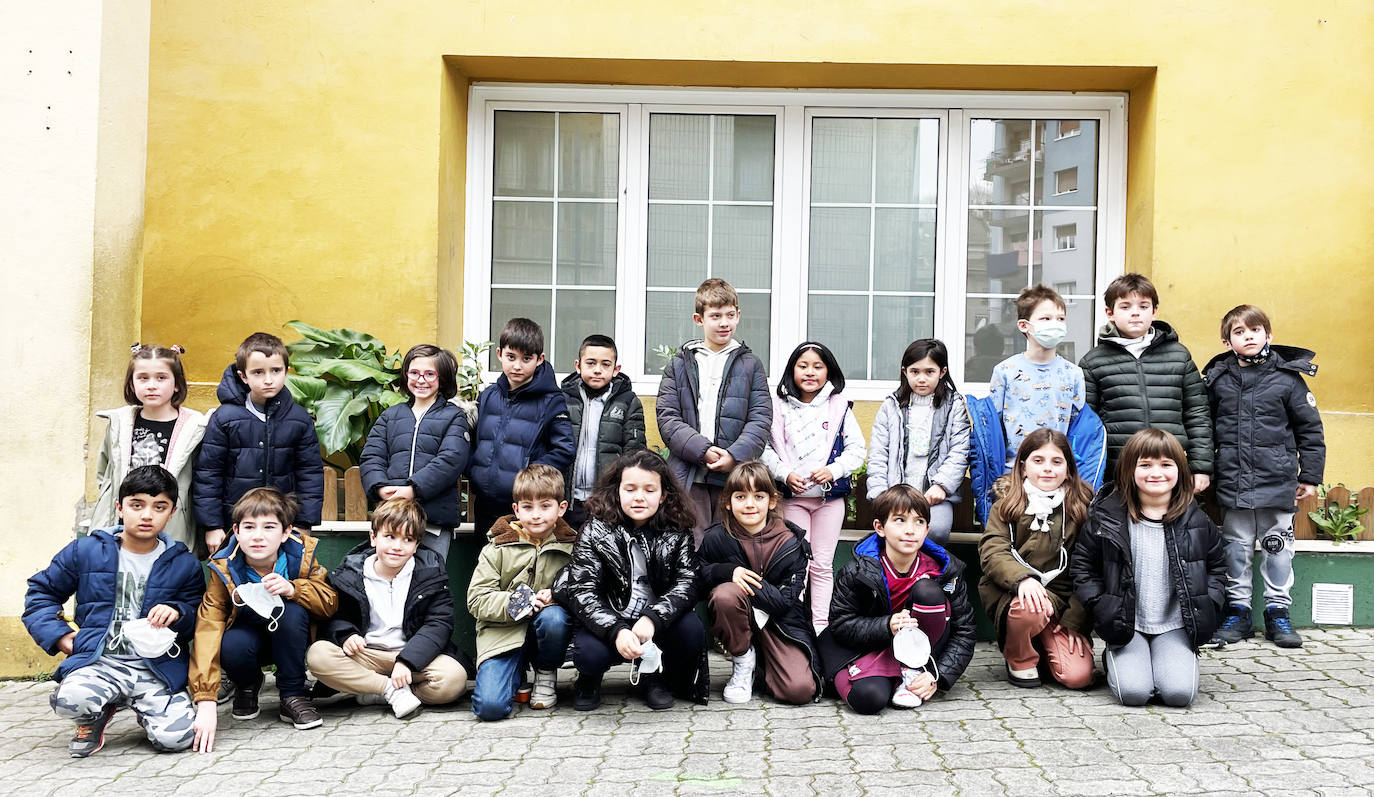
[467,465,578,720]
[307,498,470,718]
[818,484,977,714]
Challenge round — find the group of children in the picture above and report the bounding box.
[26,273,1324,755]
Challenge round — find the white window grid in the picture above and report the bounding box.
[464,85,1127,401]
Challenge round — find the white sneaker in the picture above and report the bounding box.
[530,668,558,709]
[890,667,923,709]
[384,683,422,718]
[722,646,756,704]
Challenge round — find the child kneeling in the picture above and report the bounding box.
[467,465,578,720]
[818,485,977,714]
[553,450,708,711]
[307,498,470,718]
[698,461,821,705]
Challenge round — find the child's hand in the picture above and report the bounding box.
[205,529,226,554]
[1062,627,1087,657]
[632,615,656,643]
[146,604,180,628]
[58,632,76,656]
[381,485,416,501]
[261,573,297,599]
[732,567,763,596]
[810,467,835,486]
[888,610,918,634]
[390,661,412,689]
[1016,578,1053,616]
[378,485,400,499]
[532,589,553,610]
[708,450,736,472]
[704,447,724,465]
[615,628,643,660]
[193,700,217,753]
[1296,483,1317,501]
[1193,474,1211,494]
[342,634,367,656]
[924,485,948,505]
[786,472,810,494]
[905,670,938,700]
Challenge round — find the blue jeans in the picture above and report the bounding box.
[471,605,572,721]
[221,600,311,697]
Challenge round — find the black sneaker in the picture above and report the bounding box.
[1264,606,1304,648]
[279,696,323,730]
[573,673,602,711]
[216,678,237,705]
[1207,604,1254,647]
[69,703,117,758]
[231,685,260,720]
[640,673,674,711]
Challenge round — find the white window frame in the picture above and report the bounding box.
[464,84,1127,401]
[1053,223,1078,251]
[1053,166,1079,196]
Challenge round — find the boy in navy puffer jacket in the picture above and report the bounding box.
[194,332,323,554]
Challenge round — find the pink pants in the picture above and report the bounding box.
[1003,597,1094,689]
[782,495,846,631]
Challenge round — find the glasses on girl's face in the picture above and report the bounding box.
[407,370,439,383]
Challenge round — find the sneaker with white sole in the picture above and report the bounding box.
[216,678,237,705]
[890,667,923,709]
[530,668,558,709]
[385,683,422,718]
[722,646,756,704]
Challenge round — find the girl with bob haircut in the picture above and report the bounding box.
[1071,429,1226,707]
[697,461,823,705]
[553,450,708,711]
[359,345,471,560]
[761,341,866,631]
[979,429,1096,689]
[866,338,971,546]
[93,343,208,549]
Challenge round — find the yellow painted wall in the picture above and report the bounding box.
[142,1,1374,484]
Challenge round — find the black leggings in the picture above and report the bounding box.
[845,676,895,715]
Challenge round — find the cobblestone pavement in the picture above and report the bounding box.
[1,629,1372,796]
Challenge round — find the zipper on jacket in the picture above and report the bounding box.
[1134,359,1152,426]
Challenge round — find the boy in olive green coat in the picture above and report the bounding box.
[466,465,577,720]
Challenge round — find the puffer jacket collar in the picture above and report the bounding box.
[1204,343,1318,381]
[487,514,579,546]
[214,363,301,417]
[1095,319,1179,352]
[559,370,634,403]
[493,360,561,401]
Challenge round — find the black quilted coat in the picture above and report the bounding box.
[359,397,471,527]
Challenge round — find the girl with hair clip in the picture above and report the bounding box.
[1071,429,1226,707]
[93,344,208,550]
[979,428,1096,689]
[697,461,822,705]
[552,450,707,711]
[359,345,472,560]
[866,338,971,546]
[760,341,866,631]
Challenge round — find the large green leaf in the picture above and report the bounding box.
[310,358,397,385]
[285,374,329,405]
[284,320,349,346]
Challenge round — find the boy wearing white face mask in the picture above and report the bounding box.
[988,285,1086,471]
[25,466,206,758]
[189,488,338,753]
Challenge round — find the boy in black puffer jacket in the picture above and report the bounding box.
[1204,305,1325,649]
[560,334,646,529]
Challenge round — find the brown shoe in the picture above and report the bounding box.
[278,696,322,730]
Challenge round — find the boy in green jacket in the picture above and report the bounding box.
[466,464,578,720]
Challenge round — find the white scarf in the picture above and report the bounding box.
[1022,479,1065,531]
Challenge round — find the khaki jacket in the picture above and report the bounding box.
[978,510,1090,642]
[467,515,576,667]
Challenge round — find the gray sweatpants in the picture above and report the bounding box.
[1221,508,1295,608]
[1105,628,1199,707]
[50,657,195,752]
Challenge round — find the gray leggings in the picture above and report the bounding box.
[51,657,196,752]
[1104,628,1199,707]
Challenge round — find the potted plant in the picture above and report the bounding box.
[1307,483,1370,544]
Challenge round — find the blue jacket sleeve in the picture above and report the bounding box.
[23,541,82,654]
[409,412,471,500]
[358,409,392,499]
[532,395,576,472]
[193,412,230,529]
[167,559,207,639]
[293,414,325,527]
[725,359,773,462]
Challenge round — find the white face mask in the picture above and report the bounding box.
[232,582,285,632]
[1029,320,1068,350]
[630,640,663,685]
[113,618,181,659]
[892,626,932,669]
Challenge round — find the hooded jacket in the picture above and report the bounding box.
[559,372,647,500]
[467,514,578,666]
[1079,320,1214,477]
[1070,490,1225,649]
[359,396,472,527]
[656,340,771,489]
[189,531,337,703]
[467,361,575,504]
[816,533,977,691]
[193,365,325,530]
[866,390,971,501]
[24,527,205,690]
[93,405,208,547]
[1204,345,1325,510]
[978,509,1091,643]
[325,543,469,675]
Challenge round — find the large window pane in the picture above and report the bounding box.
[1038,120,1097,206]
[873,208,936,292]
[649,115,709,200]
[967,209,1030,294]
[964,297,1026,383]
[808,294,868,381]
[643,291,770,375]
[1032,209,1095,294]
[811,118,873,203]
[875,118,939,205]
[713,116,775,202]
[647,204,707,288]
[969,119,1033,206]
[808,207,869,291]
[558,113,619,199]
[553,290,616,367]
[712,205,772,290]
[557,203,617,286]
[492,202,552,284]
[494,111,554,197]
[871,296,935,378]
[489,288,552,368]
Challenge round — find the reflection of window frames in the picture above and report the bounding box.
[1053,224,1077,251]
[1054,167,1078,195]
[1056,120,1082,139]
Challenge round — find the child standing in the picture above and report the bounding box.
[698,461,821,705]
[25,466,205,757]
[189,488,338,752]
[360,344,472,560]
[866,338,970,547]
[1204,305,1325,649]
[818,485,977,715]
[759,341,866,631]
[307,498,469,718]
[978,429,1096,689]
[657,278,772,544]
[1071,429,1225,707]
[194,332,324,554]
[560,334,647,529]
[553,450,707,711]
[1078,273,1213,488]
[468,318,576,536]
[468,465,578,720]
[93,344,208,550]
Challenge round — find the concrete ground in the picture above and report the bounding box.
[1,629,1372,796]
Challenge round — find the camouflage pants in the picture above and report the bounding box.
[51,657,195,752]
